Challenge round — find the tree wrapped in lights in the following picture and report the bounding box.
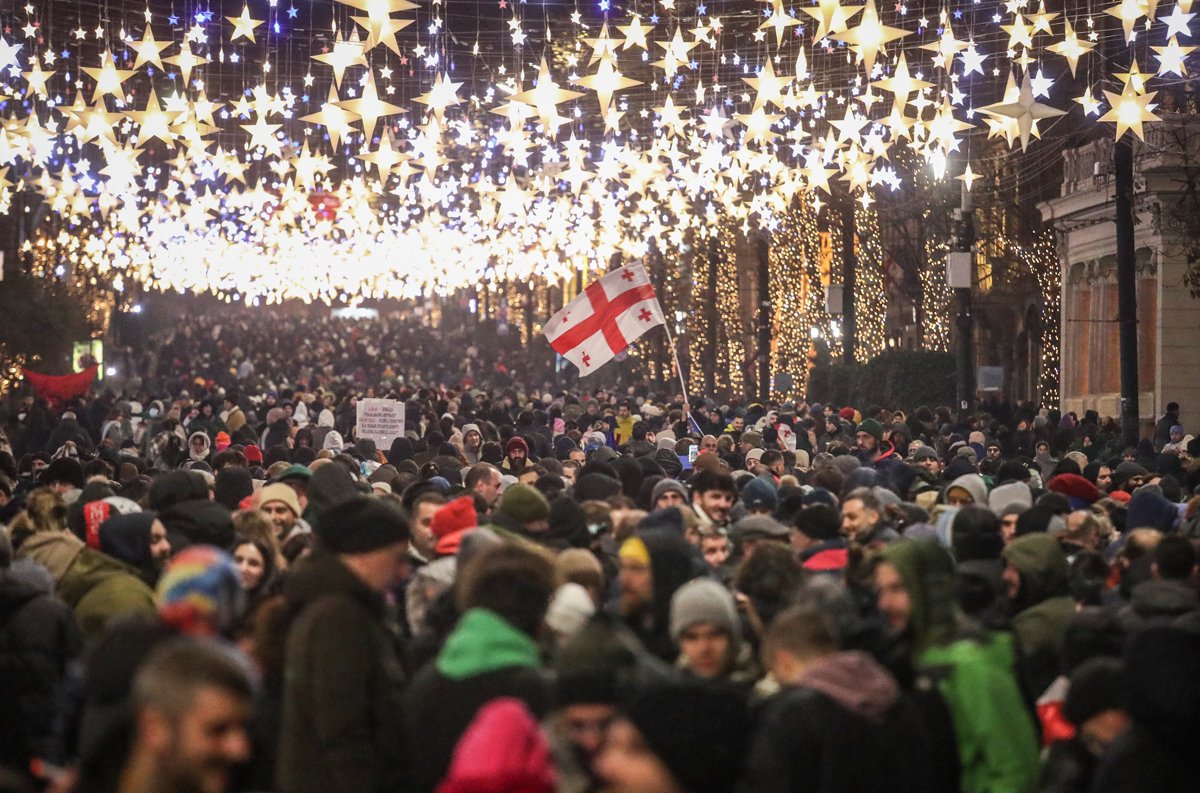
[769,200,819,402]
[921,225,954,352]
[853,202,887,362]
[1022,231,1061,409]
[687,220,744,399]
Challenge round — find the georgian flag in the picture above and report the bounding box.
[543,263,665,375]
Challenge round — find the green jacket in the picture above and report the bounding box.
[920,633,1040,793]
[17,531,157,644]
[882,541,1039,793]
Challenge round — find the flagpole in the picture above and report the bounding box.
[659,313,694,427]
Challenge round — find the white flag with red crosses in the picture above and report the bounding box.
[543,262,665,375]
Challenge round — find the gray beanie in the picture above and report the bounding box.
[651,478,688,504]
[669,578,738,641]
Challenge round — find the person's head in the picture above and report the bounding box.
[618,402,631,419]
[1036,440,1051,456]
[231,537,276,593]
[840,487,881,542]
[595,679,747,793]
[699,435,718,453]
[618,535,654,613]
[690,469,736,524]
[791,504,841,551]
[456,542,557,637]
[466,462,503,506]
[875,540,958,652]
[651,478,688,510]
[909,445,941,476]
[1064,510,1102,551]
[410,492,447,558]
[1001,533,1070,608]
[1153,534,1197,581]
[1170,424,1185,443]
[506,436,529,463]
[698,529,730,570]
[855,419,883,454]
[256,483,301,540]
[986,443,1002,461]
[1064,657,1129,757]
[315,495,411,593]
[126,638,254,793]
[495,483,552,533]
[669,578,739,679]
[761,606,839,685]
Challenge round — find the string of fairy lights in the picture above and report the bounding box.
[0,0,1190,400]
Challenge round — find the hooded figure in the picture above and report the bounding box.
[186,430,211,463]
[96,512,167,586]
[1002,534,1080,701]
[879,540,1039,793]
[617,509,698,662]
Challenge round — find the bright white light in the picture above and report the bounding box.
[130,304,143,314]
[105,366,117,377]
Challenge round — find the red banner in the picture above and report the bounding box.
[22,365,98,404]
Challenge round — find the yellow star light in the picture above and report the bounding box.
[241,117,284,157]
[574,59,643,114]
[351,13,414,57]
[1075,86,1104,116]
[131,27,173,70]
[164,41,209,85]
[957,163,978,191]
[583,22,623,65]
[1001,14,1035,49]
[413,72,464,120]
[1029,1,1060,35]
[312,34,368,87]
[742,58,793,111]
[979,71,1066,151]
[920,21,968,67]
[652,27,700,74]
[734,108,783,144]
[81,52,136,103]
[800,0,864,42]
[21,62,54,98]
[1105,0,1152,42]
[830,0,911,75]
[126,87,179,146]
[1046,19,1095,77]
[227,6,265,44]
[335,72,405,142]
[511,57,584,136]
[617,15,655,50]
[1100,82,1160,140]
[300,83,361,149]
[871,53,933,113]
[759,1,801,45]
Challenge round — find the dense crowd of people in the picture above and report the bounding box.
[0,309,1198,793]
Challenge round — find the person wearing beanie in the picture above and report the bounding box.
[668,578,741,680]
[257,482,304,543]
[244,444,264,466]
[988,480,1033,514]
[486,483,551,542]
[1002,534,1076,703]
[430,496,478,557]
[1047,474,1103,510]
[595,677,748,793]
[740,476,778,516]
[738,430,764,455]
[732,514,790,562]
[1039,657,1130,793]
[650,478,688,510]
[278,495,411,793]
[792,504,849,574]
[944,473,988,508]
[853,417,905,483]
[215,466,255,511]
[544,582,596,643]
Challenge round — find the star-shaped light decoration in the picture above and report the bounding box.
[164,41,209,86]
[241,117,284,157]
[920,21,968,68]
[1046,19,1095,76]
[617,15,655,50]
[979,71,1065,151]
[21,62,54,99]
[742,58,793,111]
[1075,86,1104,116]
[583,22,623,65]
[574,59,642,114]
[759,0,801,44]
[131,27,174,70]
[312,33,368,87]
[126,87,179,146]
[1105,0,1152,42]
[871,53,933,113]
[356,128,406,180]
[81,52,136,103]
[1001,14,1035,50]
[1100,81,1160,140]
[799,0,863,42]
[335,72,404,143]
[511,57,583,136]
[227,6,265,44]
[1028,1,1060,35]
[957,163,978,191]
[351,13,414,56]
[959,40,986,75]
[1160,3,1195,38]
[830,0,911,75]
[1152,36,1196,75]
[0,37,22,75]
[652,27,700,74]
[413,72,464,121]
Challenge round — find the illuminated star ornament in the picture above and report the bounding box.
[227,6,266,44]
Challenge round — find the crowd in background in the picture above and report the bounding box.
[0,309,1197,793]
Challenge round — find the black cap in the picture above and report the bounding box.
[794,504,842,541]
[315,495,410,554]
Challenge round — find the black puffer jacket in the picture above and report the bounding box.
[0,571,82,776]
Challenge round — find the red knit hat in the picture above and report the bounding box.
[431,496,477,556]
[435,698,555,793]
[1047,473,1102,505]
[838,407,856,421]
[215,432,232,452]
[1108,490,1132,504]
[244,445,263,464]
